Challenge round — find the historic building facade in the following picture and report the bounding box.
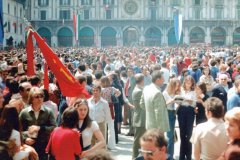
[25,0,240,47]
[3,0,26,48]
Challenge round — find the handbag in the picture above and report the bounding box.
[111,87,119,103]
[47,130,56,160]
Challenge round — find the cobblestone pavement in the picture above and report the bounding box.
[108,124,196,160]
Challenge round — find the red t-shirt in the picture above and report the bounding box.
[46,127,82,160]
[150,55,156,63]
[184,58,192,67]
[177,62,188,75]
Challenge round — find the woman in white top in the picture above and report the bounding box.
[74,99,105,159]
[162,78,181,159]
[0,105,37,160]
[199,67,214,96]
[177,75,196,160]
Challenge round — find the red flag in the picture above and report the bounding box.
[105,5,108,10]
[25,26,28,30]
[26,32,35,76]
[44,63,49,92]
[12,22,16,28]
[43,37,46,42]
[6,30,8,33]
[94,35,96,39]
[118,42,121,47]
[30,30,91,98]
[62,19,64,26]
[18,23,21,27]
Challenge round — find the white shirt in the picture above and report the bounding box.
[116,61,123,69]
[163,90,175,110]
[160,68,170,84]
[28,105,45,120]
[190,118,229,160]
[78,121,99,148]
[87,97,112,123]
[85,68,93,74]
[179,88,196,108]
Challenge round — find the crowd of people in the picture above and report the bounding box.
[0,45,240,160]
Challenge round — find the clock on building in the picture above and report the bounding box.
[124,0,139,15]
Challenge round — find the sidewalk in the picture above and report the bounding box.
[108,124,195,160]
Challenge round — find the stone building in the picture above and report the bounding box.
[3,0,26,48]
[24,0,240,47]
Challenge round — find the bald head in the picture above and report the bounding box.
[135,73,144,87]
[219,74,228,87]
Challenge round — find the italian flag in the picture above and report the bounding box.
[73,14,81,43]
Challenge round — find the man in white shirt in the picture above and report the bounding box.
[85,62,93,74]
[160,61,169,92]
[87,84,112,147]
[190,97,229,160]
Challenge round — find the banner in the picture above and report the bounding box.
[73,14,81,43]
[26,29,35,76]
[27,29,91,98]
[174,13,182,44]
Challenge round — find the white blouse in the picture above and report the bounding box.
[78,121,99,148]
[180,87,196,108]
[162,90,175,110]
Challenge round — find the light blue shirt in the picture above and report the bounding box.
[220,84,229,93]
[143,75,151,88]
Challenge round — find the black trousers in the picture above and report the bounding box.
[177,106,195,160]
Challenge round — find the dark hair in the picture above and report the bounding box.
[152,71,163,83]
[227,60,234,67]
[210,60,216,67]
[82,73,93,85]
[0,105,23,144]
[42,89,50,102]
[94,70,103,80]
[110,73,119,83]
[126,66,133,72]
[29,76,40,86]
[120,71,127,78]
[78,64,86,72]
[141,129,167,148]
[100,76,111,88]
[6,76,14,88]
[91,63,97,70]
[61,107,79,129]
[35,63,42,69]
[9,79,19,94]
[135,73,144,84]
[196,82,207,94]
[106,66,111,71]
[215,58,220,63]
[77,75,87,85]
[204,97,224,118]
[161,61,167,68]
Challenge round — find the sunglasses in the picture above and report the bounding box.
[138,148,161,157]
[34,95,44,99]
[25,88,31,91]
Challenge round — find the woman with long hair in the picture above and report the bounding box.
[19,87,57,160]
[45,107,82,160]
[100,76,121,149]
[178,68,188,85]
[195,82,209,125]
[162,78,181,159]
[177,76,196,160]
[199,67,214,96]
[0,105,37,160]
[74,99,105,159]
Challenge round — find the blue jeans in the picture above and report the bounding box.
[166,111,176,159]
[177,106,195,160]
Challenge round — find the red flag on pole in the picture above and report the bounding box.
[18,23,21,27]
[26,31,35,76]
[62,19,64,26]
[28,30,91,98]
[44,63,49,92]
[73,14,77,42]
[118,42,121,47]
[12,22,16,28]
